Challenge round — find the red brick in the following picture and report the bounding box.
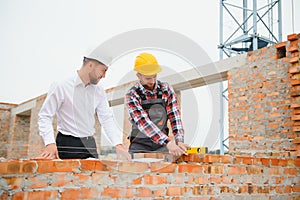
[295,158,300,167]
[210,176,221,184]
[150,162,176,173]
[261,158,271,166]
[135,187,165,198]
[275,41,286,49]
[3,177,23,190]
[291,74,300,80]
[221,176,233,184]
[292,185,300,192]
[234,156,243,164]
[101,160,118,170]
[268,167,281,175]
[278,159,288,167]
[80,159,96,171]
[135,187,152,197]
[118,162,148,173]
[170,174,185,184]
[61,188,98,200]
[228,166,247,174]
[193,176,209,184]
[287,45,299,53]
[12,191,58,200]
[178,164,203,174]
[91,173,108,185]
[143,174,166,184]
[0,193,8,200]
[203,165,224,174]
[37,160,79,173]
[288,33,298,41]
[257,186,270,194]
[283,168,298,175]
[291,51,300,58]
[132,177,142,184]
[72,174,90,185]
[144,152,167,159]
[283,185,292,193]
[204,154,221,163]
[79,160,112,172]
[219,155,231,164]
[27,176,48,189]
[243,157,254,165]
[0,160,37,174]
[151,188,165,197]
[166,186,183,196]
[290,57,299,64]
[180,154,205,163]
[51,174,70,187]
[247,166,263,174]
[289,65,300,74]
[269,158,280,166]
[193,186,214,195]
[101,187,134,198]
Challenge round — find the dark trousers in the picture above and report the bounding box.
[56,132,98,159]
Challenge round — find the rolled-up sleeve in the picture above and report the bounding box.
[165,84,185,143]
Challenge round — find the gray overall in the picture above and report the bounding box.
[128,86,169,154]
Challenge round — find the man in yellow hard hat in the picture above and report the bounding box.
[125,52,190,156]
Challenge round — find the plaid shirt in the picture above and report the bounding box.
[125,80,185,145]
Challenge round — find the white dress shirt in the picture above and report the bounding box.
[38,74,123,146]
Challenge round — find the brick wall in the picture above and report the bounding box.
[0,103,16,158]
[0,154,299,199]
[27,95,47,159]
[228,33,300,158]
[8,114,31,159]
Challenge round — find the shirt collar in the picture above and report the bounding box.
[74,74,84,87]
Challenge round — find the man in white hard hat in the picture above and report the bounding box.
[125,52,190,157]
[37,52,131,160]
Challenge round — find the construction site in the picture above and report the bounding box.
[0,0,299,199]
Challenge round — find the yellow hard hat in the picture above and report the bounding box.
[134,52,162,75]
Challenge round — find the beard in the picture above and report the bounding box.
[89,72,101,85]
[142,82,155,90]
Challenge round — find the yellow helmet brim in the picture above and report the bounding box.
[134,64,162,76]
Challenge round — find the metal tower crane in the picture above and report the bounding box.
[218,0,282,154]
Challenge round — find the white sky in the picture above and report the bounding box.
[0,0,299,149]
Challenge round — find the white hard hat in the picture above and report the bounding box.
[84,48,112,67]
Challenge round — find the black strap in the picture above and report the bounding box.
[136,84,163,101]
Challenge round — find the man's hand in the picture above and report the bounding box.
[166,141,189,156]
[37,143,59,159]
[177,141,190,154]
[115,144,132,161]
